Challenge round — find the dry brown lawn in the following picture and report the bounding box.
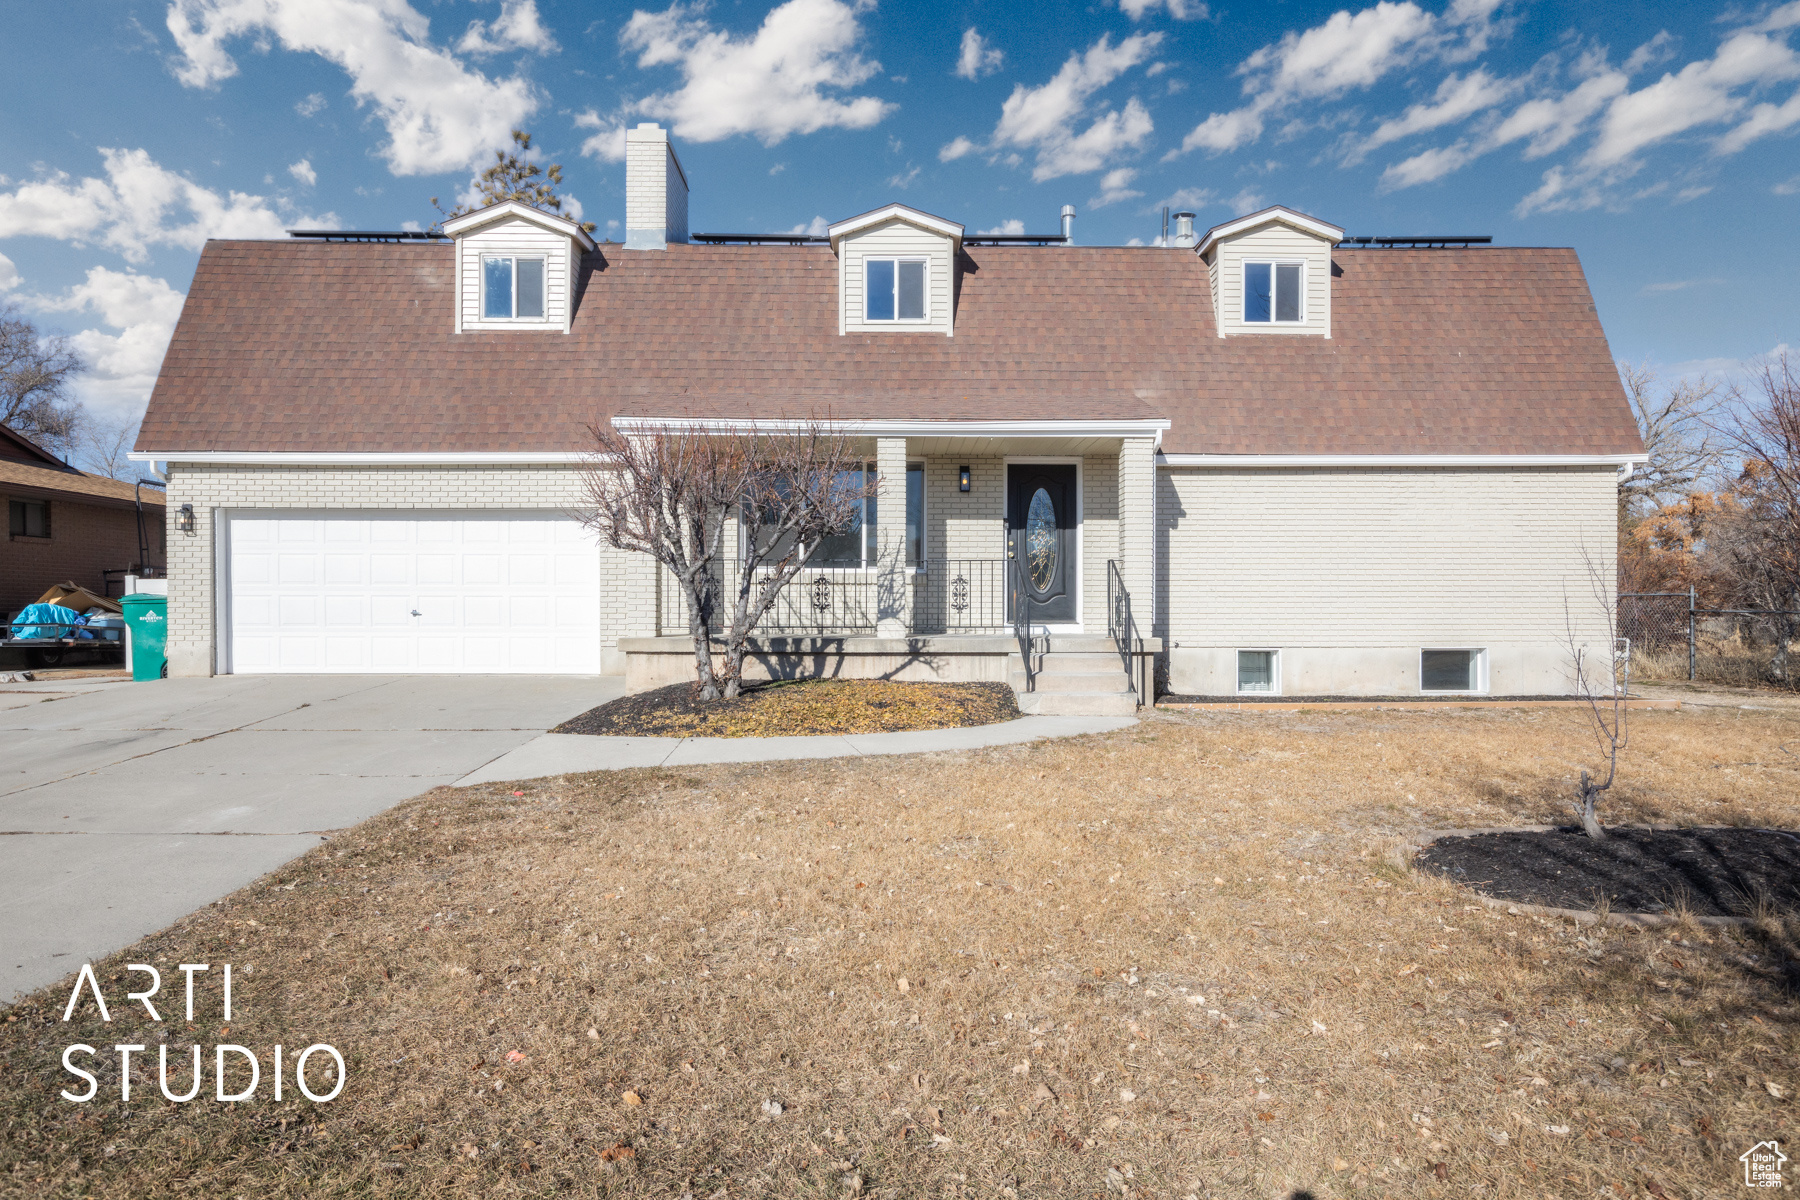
[4,701,1799,1199]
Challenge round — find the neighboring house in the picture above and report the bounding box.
[2,422,165,619]
[132,123,1643,710]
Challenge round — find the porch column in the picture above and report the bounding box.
[875,436,910,637]
[1116,437,1155,623]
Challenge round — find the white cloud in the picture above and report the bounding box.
[1227,186,1265,212]
[294,91,326,117]
[574,109,627,162]
[1090,167,1143,207]
[1342,68,1516,164]
[0,252,19,291]
[1640,276,1726,294]
[989,32,1162,180]
[1717,87,1800,154]
[620,0,894,145]
[458,0,557,56]
[1119,0,1205,18]
[769,162,787,175]
[956,27,1003,80]
[0,147,331,264]
[287,158,316,186]
[978,219,1025,235]
[788,215,830,236]
[938,135,978,161]
[166,0,539,176]
[1171,0,1500,158]
[1586,28,1800,168]
[887,165,921,189]
[1154,186,1216,210]
[33,268,187,420]
[1775,173,1800,193]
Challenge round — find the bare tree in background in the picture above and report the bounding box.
[76,415,139,481]
[1713,351,1800,682]
[577,417,872,701]
[1618,360,1719,521]
[1564,550,1630,839]
[1,301,86,455]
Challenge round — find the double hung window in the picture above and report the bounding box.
[482,255,546,320]
[865,258,927,322]
[745,463,926,568]
[1243,261,1303,323]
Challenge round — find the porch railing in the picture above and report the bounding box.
[659,558,1020,637]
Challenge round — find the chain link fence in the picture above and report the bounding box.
[1619,591,1800,688]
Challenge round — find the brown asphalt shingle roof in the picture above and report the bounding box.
[0,459,165,510]
[135,239,1641,457]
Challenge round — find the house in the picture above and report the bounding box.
[2,421,165,619]
[131,122,1643,711]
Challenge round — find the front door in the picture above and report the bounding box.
[1008,464,1077,625]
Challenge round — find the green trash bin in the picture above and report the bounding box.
[121,593,169,682]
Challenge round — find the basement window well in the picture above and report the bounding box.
[1237,649,1279,694]
[482,255,546,320]
[1420,648,1487,693]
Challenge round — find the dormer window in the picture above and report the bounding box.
[482,256,546,320]
[866,258,928,322]
[1244,261,1303,323]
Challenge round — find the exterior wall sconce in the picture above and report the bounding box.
[958,465,971,492]
[177,504,196,535]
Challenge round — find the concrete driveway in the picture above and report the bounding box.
[0,673,623,1005]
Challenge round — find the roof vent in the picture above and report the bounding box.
[1060,205,1076,246]
[1171,212,1196,248]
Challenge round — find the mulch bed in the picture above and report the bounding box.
[1417,826,1800,917]
[553,678,1021,738]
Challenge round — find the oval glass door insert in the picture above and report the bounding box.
[1026,488,1057,591]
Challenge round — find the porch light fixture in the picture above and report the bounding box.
[958,465,971,492]
[177,504,196,535]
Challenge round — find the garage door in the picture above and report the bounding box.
[226,513,603,674]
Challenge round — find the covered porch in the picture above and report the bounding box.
[617,428,1163,711]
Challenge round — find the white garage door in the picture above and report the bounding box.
[226,513,603,674]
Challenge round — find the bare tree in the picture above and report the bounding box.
[578,422,752,699]
[577,417,872,701]
[1564,550,1630,839]
[1,301,86,455]
[75,414,140,481]
[1618,360,1719,520]
[1712,351,1800,682]
[720,427,875,694]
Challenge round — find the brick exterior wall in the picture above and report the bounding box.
[1154,465,1619,696]
[2,493,164,617]
[162,463,657,676]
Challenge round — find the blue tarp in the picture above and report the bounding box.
[8,603,83,640]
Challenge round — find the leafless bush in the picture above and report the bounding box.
[1565,552,1629,839]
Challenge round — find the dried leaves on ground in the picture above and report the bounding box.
[553,678,1020,738]
[5,700,1799,1199]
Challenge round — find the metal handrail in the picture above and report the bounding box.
[1010,552,1035,692]
[1106,560,1146,705]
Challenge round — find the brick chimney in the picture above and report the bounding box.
[624,123,689,250]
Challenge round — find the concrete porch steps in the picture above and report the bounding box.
[1011,650,1139,716]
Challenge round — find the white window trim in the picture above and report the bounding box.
[740,461,884,571]
[1419,647,1489,694]
[1242,259,1305,325]
[480,254,547,321]
[863,257,931,323]
[1235,648,1282,696]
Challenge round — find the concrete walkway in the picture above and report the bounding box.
[1,673,624,1004]
[456,714,1139,785]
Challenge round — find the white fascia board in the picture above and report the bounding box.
[827,204,964,250]
[129,451,591,465]
[613,416,1171,443]
[442,200,596,252]
[1157,452,1648,468]
[1195,206,1345,258]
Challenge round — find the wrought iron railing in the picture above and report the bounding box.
[660,561,877,636]
[1010,551,1036,692]
[1107,559,1145,704]
[913,559,1012,633]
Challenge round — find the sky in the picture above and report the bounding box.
[1,0,1796,449]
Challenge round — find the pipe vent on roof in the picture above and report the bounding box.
[1060,205,1076,246]
[1172,212,1196,248]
